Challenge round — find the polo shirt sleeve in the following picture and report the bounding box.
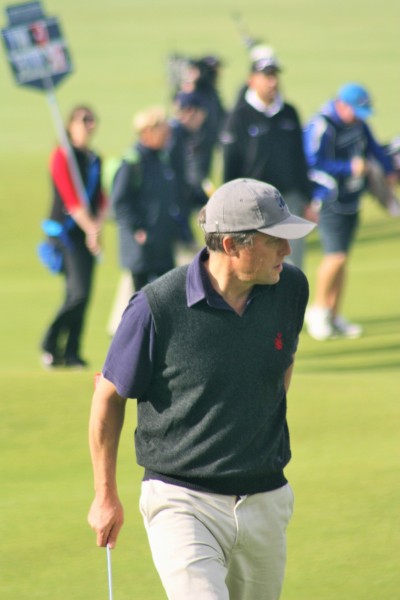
[50,146,83,212]
[102,291,155,399]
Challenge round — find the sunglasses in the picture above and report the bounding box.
[83,114,96,123]
[75,113,97,126]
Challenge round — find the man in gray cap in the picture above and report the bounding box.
[88,178,315,600]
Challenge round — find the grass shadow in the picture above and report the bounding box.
[298,312,400,373]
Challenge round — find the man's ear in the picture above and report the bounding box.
[222,236,239,257]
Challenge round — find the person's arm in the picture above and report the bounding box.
[112,160,148,244]
[284,269,308,393]
[96,187,109,224]
[290,106,313,201]
[284,361,295,393]
[50,147,102,255]
[70,206,102,255]
[221,110,243,182]
[303,116,353,180]
[112,160,144,229]
[87,375,127,548]
[364,123,395,175]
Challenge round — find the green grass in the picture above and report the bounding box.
[1,1,400,598]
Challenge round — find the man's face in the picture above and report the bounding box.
[178,106,207,132]
[232,232,291,286]
[68,110,97,148]
[141,122,170,149]
[335,100,358,124]
[249,70,279,105]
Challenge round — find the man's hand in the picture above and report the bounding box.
[88,493,124,548]
[350,156,367,177]
[134,229,148,244]
[85,230,102,256]
[303,203,320,224]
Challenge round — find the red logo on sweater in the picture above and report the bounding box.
[274,332,283,350]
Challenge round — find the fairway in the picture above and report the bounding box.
[1,1,400,599]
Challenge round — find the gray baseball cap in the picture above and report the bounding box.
[203,178,316,239]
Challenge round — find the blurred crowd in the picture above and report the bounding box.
[39,41,400,368]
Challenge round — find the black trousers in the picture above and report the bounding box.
[41,239,95,359]
[131,270,171,291]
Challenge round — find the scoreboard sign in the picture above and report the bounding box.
[1,1,73,91]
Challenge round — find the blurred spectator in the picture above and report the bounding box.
[303,83,397,340]
[221,46,317,270]
[176,54,226,182]
[111,106,181,291]
[40,104,107,368]
[188,55,226,156]
[170,90,210,212]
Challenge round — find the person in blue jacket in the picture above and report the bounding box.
[303,83,396,341]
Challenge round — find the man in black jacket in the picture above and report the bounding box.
[221,48,317,270]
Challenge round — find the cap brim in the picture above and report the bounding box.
[252,65,281,74]
[258,215,316,239]
[353,107,373,120]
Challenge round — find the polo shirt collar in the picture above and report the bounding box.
[245,89,284,117]
[186,247,266,310]
[186,247,209,307]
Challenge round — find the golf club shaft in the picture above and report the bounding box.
[106,544,114,600]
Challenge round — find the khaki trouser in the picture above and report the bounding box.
[140,479,294,600]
